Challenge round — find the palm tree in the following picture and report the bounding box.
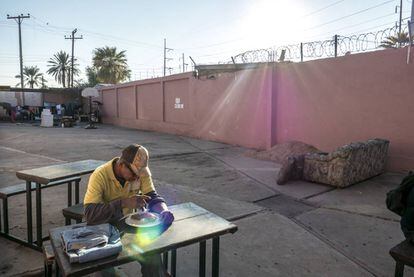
[92,46,131,84]
[15,66,43,88]
[380,32,411,48]
[66,62,81,87]
[47,51,79,87]
[85,66,99,86]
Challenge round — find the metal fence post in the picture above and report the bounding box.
[334,35,338,58]
[300,43,303,62]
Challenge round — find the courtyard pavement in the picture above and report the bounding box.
[0,122,409,276]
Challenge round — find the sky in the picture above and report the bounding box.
[0,0,412,87]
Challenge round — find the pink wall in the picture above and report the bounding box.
[190,67,272,148]
[117,86,136,119]
[101,47,414,171]
[273,47,414,172]
[164,78,190,124]
[100,69,273,149]
[101,89,117,118]
[138,82,163,121]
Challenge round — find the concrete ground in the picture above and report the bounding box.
[0,122,409,277]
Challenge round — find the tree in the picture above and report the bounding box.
[85,66,99,87]
[47,51,79,87]
[380,32,411,48]
[92,46,131,84]
[15,65,43,88]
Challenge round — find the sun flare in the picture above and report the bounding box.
[240,0,312,48]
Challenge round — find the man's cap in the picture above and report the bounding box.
[120,144,151,177]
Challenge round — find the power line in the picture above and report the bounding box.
[306,0,395,31]
[31,15,162,50]
[343,16,410,35]
[302,0,346,17]
[176,38,245,51]
[302,12,397,41]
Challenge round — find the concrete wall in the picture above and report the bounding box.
[100,47,414,171]
[273,47,414,172]
[100,69,273,149]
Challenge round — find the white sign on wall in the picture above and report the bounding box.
[174,97,184,109]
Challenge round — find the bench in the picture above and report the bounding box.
[0,176,81,234]
[62,202,84,225]
[389,239,414,276]
[42,240,54,277]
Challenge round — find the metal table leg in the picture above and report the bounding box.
[395,261,404,277]
[67,182,72,207]
[3,198,8,234]
[36,182,42,247]
[171,249,177,277]
[163,251,169,271]
[26,181,32,244]
[212,237,220,277]
[75,179,80,204]
[55,260,60,277]
[199,240,206,277]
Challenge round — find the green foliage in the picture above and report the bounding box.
[86,66,99,86]
[92,46,131,84]
[379,32,411,48]
[47,51,80,87]
[15,65,44,88]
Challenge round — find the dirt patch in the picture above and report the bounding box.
[245,141,320,163]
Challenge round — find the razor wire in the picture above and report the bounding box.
[230,24,409,64]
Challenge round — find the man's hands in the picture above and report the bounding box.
[121,195,151,209]
[160,210,174,226]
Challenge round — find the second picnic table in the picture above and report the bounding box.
[15,159,105,249]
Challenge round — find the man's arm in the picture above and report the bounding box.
[145,190,174,226]
[145,190,167,213]
[85,196,150,225]
[84,200,123,225]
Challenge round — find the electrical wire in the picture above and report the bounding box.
[302,0,346,17]
[306,0,395,30]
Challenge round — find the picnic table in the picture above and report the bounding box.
[15,159,105,249]
[49,202,238,277]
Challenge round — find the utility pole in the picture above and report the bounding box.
[163,38,173,76]
[65,28,83,87]
[396,0,403,47]
[41,76,45,88]
[7,13,30,105]
[181,53,188,73]
[410,0,414,35]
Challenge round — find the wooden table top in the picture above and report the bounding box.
[16,159,105,184]
[49,202,238,276]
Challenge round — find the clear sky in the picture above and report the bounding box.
[0,0,412,87]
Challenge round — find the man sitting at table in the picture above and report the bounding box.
[83,144,174,277]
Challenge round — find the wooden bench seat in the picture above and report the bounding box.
[0,176,81,234]
[389,239,414,276]
[62,202,84,225]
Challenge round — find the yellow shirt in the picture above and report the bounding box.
[84,158,155,213]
